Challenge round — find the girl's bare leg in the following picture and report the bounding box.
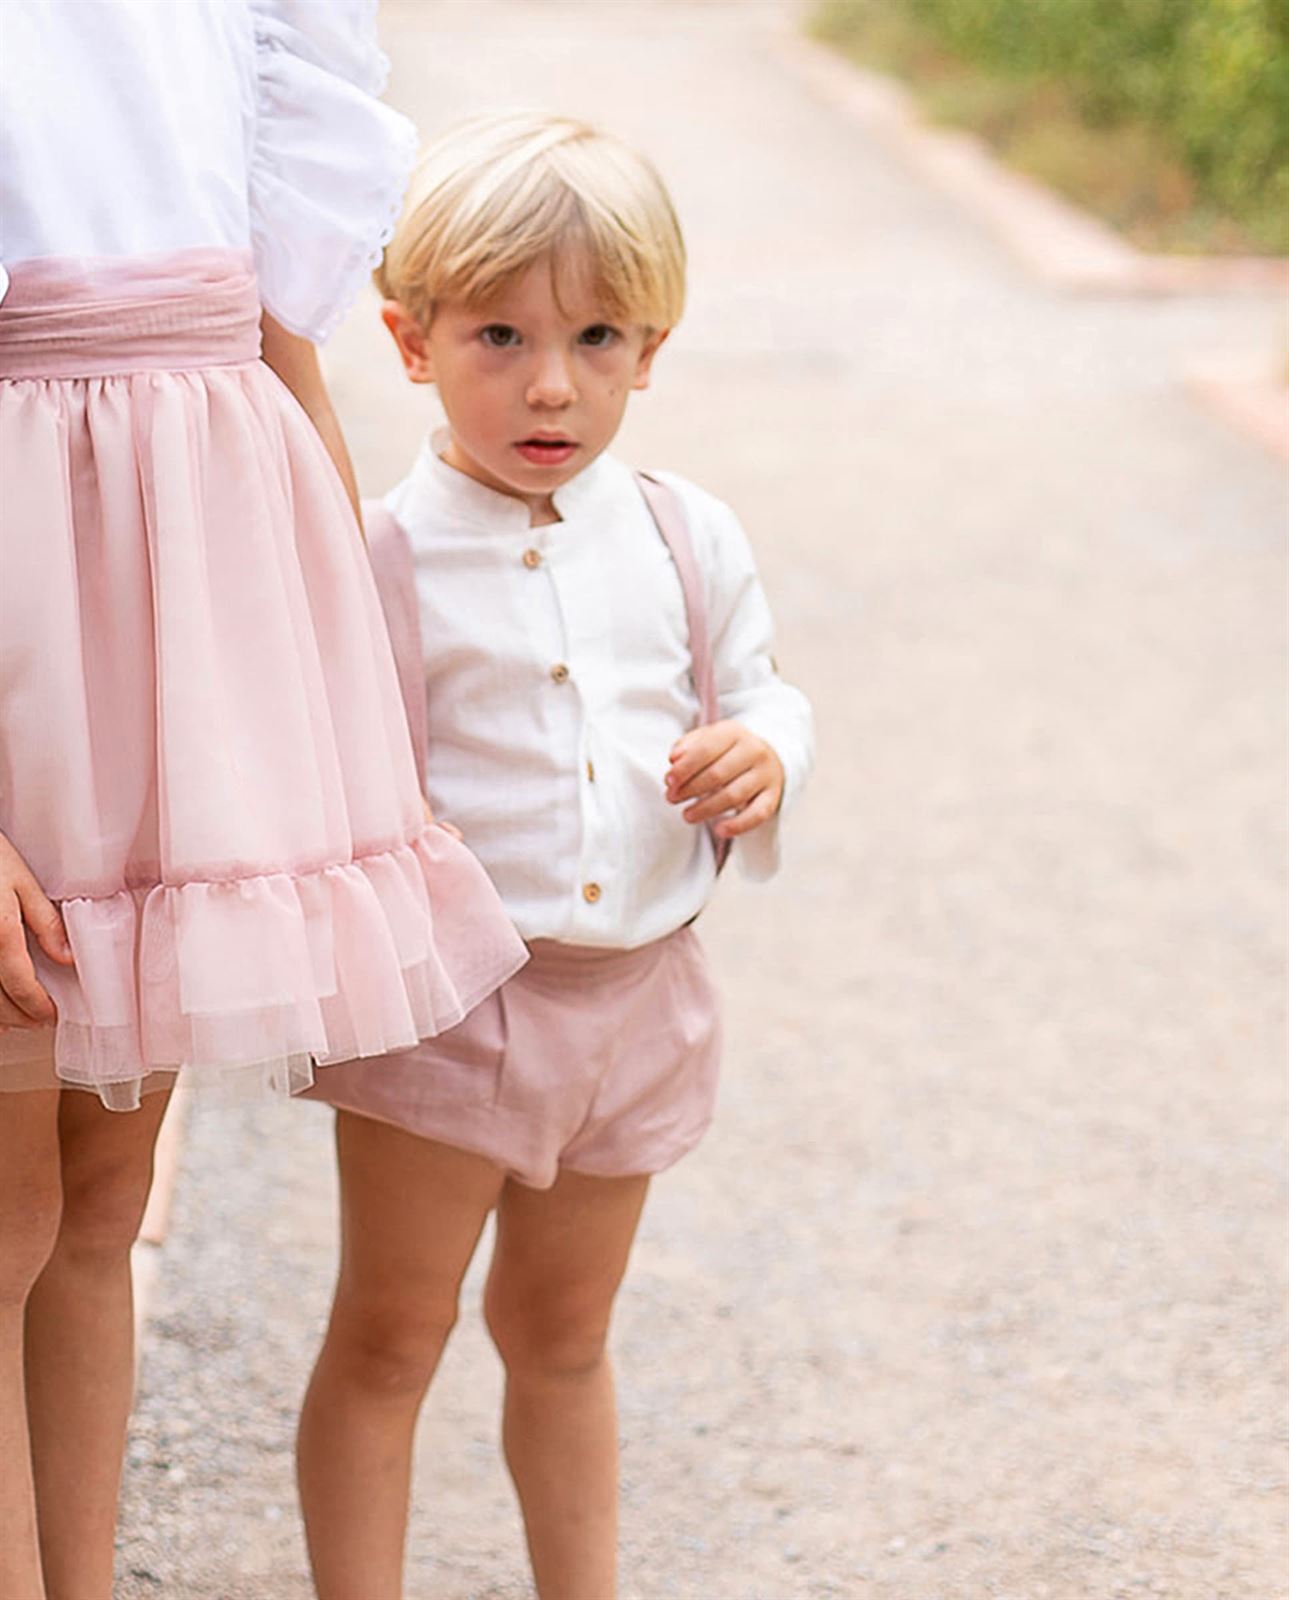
[298,1112,504,1600]
[0,1088,62,1600]
[24,1085,171,1600]
[485,1170,650,1600]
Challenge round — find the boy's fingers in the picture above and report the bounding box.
[682,770,762,824]
[666,725,736,792]
[667,744,746,804]
[714,788,779,838]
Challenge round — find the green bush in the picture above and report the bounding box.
[1171,0,1289,222]
[811,0,1289,251]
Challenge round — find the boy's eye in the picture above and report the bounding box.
[480,324,520,348]
[579,324,619,348]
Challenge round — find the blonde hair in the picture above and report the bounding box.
[375,111,686,330]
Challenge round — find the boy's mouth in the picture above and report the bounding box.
[515,435,578,467]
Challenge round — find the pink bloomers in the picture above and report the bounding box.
[0,249,526,1108]
[309,927,722,1190]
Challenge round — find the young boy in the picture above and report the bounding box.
[300,111,814,1599]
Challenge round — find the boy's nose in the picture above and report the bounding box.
[526,353,576,408]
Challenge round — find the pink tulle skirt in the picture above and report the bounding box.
[0,249,526,1109]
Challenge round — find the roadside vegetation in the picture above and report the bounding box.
[808,0,1289,255]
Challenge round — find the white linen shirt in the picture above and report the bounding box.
[389,440,815,949]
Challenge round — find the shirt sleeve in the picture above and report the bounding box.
[659,474,816,882]
[248,0,416,342]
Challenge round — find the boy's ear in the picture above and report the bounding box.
[381,300,435,383]
[631,328,670,392]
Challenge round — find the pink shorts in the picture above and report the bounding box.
[306,927,722,1189]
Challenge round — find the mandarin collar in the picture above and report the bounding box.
[404,428,617,532]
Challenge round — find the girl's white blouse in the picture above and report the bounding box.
[0,0,415,341]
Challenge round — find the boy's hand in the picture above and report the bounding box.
[665,720,785,839]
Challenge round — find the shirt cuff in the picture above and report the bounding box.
[725,712,811,883]
[734,807,783,881]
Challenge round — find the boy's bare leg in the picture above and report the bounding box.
[298,1112,504,1600]
[0,1087,60,1600]
[25,1084,170,1600]
[485,1169,650,1600]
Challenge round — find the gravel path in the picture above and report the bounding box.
[117,3,1288,1595]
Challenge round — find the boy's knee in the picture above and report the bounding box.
[328,1296,458,1400]
[484,1283,611,1382]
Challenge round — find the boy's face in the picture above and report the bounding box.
[382,254,667,521]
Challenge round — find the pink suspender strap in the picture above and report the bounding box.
[635,471,731,872]
[363,499,429,796]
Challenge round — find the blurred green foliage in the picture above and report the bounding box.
[811,0,1289,252]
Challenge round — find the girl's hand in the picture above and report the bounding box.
[0,833,74,1031]
[259,312,362,527]
[665,720,785,840]
[422,797,463,844]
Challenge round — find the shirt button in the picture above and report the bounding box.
[549,662,570,684]
[586,758,596,782]
[522,547,542,569]
[582,882,602,904]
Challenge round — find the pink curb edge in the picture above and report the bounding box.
[1184,357,1289,462]
[776,35,1289,299]
[776,33,1289,461]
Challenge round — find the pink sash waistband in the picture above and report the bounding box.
[0,249,262,378]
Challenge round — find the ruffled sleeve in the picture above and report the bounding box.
[249,0,416,342]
